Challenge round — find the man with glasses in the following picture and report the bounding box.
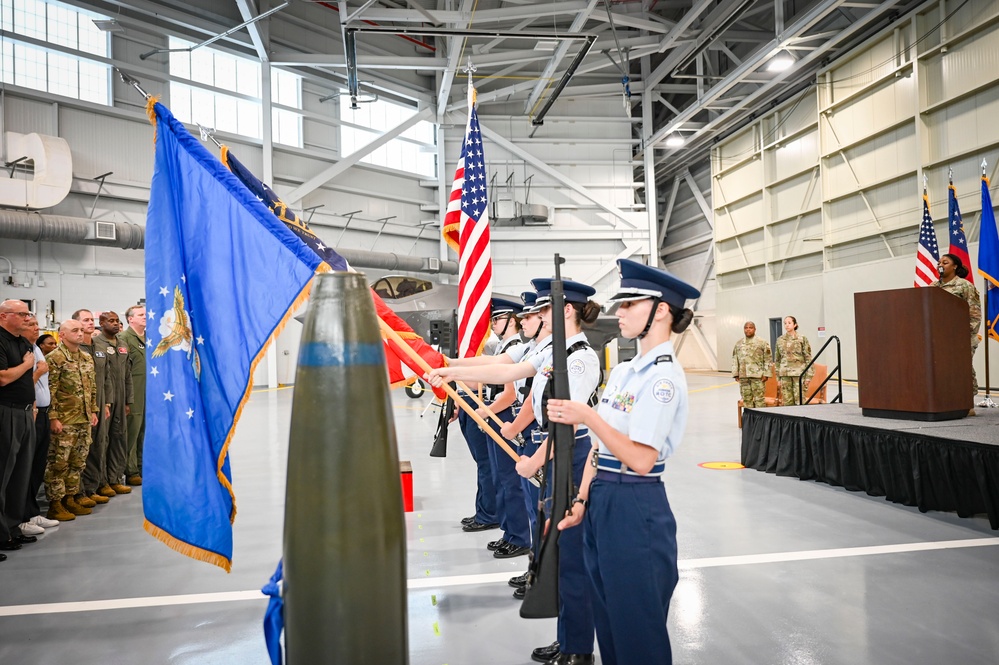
[0,300,38,558]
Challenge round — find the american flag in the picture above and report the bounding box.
[948,182,974,284]
[915,192,940,287]
[442,82,492,358]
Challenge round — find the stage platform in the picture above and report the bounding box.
[741,403,999,529]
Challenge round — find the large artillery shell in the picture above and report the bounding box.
[284,272,408,664]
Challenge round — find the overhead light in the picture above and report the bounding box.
[92,19,124,33]
[767,50,794,72]
[534,40,559,51]
[665,134,685,148]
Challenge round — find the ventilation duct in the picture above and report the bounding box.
[0,209,457,275]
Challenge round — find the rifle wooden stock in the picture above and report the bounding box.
[378,317,520,463]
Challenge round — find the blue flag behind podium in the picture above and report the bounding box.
[143,100,324,571]
[980,175,999,342]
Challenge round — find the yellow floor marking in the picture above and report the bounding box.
[698,461,745,470]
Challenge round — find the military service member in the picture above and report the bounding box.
[76,309,112,505]
[934,253,982,402]
[774,315,813,406]
[93,311,133,496]
[44,320,98,521]
[122,305,146,485]
[731,321,772,408]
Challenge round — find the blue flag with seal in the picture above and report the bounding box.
[143,100,324,571]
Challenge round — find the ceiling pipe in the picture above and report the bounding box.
[0,210,457,275]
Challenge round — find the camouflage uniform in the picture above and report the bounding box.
[44,343,97,502]
[732,336,772,408]
[775,333,813,406]
[934,276,983,398]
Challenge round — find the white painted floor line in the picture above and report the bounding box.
[2,537,996,617]
[678,537,999,570]
[0,590,267,618]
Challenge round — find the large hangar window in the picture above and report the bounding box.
[0,0,110,105]
[168,36,303,148]
[339,96,436,179]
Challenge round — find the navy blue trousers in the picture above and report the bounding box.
[555,433,595,655]
[583,478,678,665]
[457,393,497,525]
[487,406,532,548]
[520,420,541,539]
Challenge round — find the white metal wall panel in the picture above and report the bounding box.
[822,124,916,201]
[768,130,819,184]
[769,212,822,261]
[921,26,999,109]
[714,158,762,208]
[922,86,999,165]
[771,169,820,223]
[820,78,915,151]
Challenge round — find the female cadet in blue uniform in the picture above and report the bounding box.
[479,297,532,558]
[428,279,602,665]
[546,259,699,665]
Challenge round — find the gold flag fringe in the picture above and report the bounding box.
[144,519,232,573]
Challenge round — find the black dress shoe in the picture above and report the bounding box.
[531,640,559,663]
[460,516,476,526]
[494,541,530,559]
[462,521,499,532]
[0,552,6,562]
[547,655,594,665]
[0,539,22,551]
[487,538,508,551]
[14,534,37,544]
[508,571,529,588]
[513,585,526,600]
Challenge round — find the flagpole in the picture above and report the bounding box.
[114,68,150,100]
[980,159,996,408]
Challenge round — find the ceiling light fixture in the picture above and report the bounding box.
[665,133,685,148]
[767,50,795,72]
[92,19,124,33]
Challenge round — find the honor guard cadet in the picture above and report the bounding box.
[732,321,772,408]
[503,292,549,560]
[481,297,533,559]
[547,258,700,665]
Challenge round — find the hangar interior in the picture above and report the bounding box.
[1,1,999,664]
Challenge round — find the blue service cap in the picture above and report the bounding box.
[518,291,540,317]
[491,297,523,318]
[531,278,597,307]
[606,259,700,309]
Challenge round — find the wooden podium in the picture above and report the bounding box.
[854,287,972,421]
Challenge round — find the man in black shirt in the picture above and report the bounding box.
[0,299,37,558]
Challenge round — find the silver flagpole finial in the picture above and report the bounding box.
[197,123,223,149]
[114,68,150,101]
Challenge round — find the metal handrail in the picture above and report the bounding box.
[798,335,843,405]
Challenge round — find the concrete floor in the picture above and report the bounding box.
[1,373,998,664]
